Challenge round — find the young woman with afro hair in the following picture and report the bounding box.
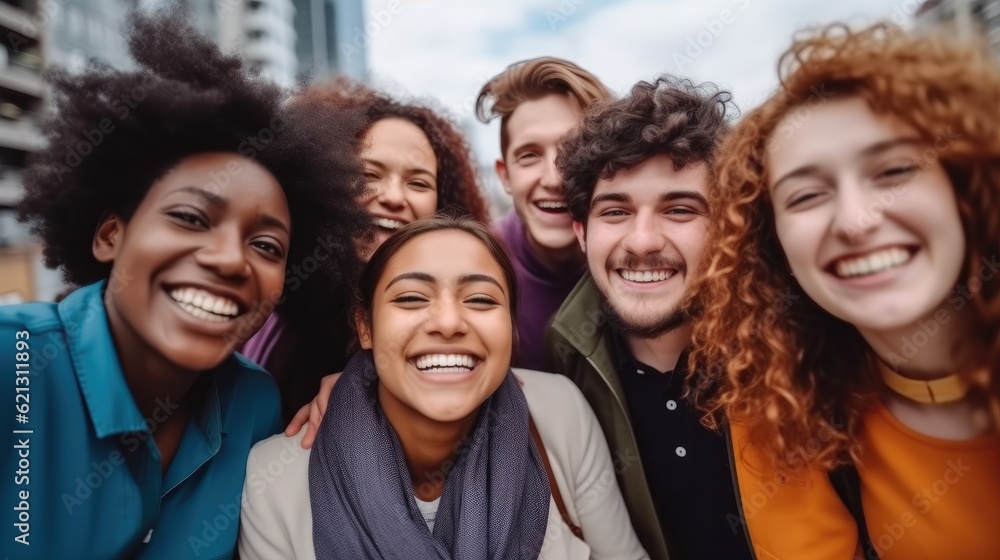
[0,7,370,559]
[689,23,1000,560]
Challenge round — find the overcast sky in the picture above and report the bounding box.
[360,0,918,170]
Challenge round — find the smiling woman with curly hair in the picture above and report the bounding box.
[242,78,490,421]
[688,23,1000,560]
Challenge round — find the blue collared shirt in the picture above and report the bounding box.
[1,281,282,559]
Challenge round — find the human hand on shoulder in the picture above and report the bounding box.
[284,372,341,448]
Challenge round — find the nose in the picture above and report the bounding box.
[194,226,251,280]
[423,297,468,339]
[376,177,406,210]
[619,210,667,257]
[832,177,883,244]
[539,152,563,195]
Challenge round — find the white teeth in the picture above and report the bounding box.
[414,354,478,372]
[536,200,567,210]
[834,247,912,278]
[619,269,674,283]
[169,288,240,320]
[375,217,405,230]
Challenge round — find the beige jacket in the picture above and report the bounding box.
[238,368,649,560]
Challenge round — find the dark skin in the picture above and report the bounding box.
[96,216,200,472]
[91,153,291,473]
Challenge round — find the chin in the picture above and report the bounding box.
[160,341,234,372]
[532,230,577,251]
[420,402,479,423]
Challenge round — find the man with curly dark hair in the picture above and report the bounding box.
[0,7,369,559]
[546,76,751,560]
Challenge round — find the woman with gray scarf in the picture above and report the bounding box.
[238,214,647,559]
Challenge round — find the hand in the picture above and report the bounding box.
[284,372,341,449]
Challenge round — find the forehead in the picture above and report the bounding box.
[505,93,582,146]
[592,154,710,202]
[767,97,917,178]
[381,230,506,287]
[146,152,287,210]
[365,118,435,157]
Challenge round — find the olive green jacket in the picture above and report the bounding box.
[546,274,672,560]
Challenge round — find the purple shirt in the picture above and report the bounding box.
[494,211,586,371]
[241,313,286,367]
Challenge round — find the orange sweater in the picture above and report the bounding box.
[732,402,1000,560]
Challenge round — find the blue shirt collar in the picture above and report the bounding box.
[59,281,148,438]
[58,281,225,455]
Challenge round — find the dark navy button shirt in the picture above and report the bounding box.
[612,332,752,560]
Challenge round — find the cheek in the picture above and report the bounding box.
[925,199,967,281]
[413,190,438,218]
[582,226,614,261]
[257,261,287,300]
[773,215,816,271]
[359,192,379,210]
[507,170,535,198]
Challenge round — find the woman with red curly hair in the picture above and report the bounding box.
[690,23,1000,560]
[244,79,490,421]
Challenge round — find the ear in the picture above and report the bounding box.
[354,308,373,350]
[92,213,125,264]
[495,158,513,195]
[572,220,587,253]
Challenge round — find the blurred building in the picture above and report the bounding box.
[52,0,133,70]
[294,0,367,81]
[217,0,299,87]
[0,0,49,302]
[916,0,1000,55]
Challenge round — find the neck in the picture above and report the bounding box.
[378,383,478,501]
[860,303,983,381]
[105,304,198,421]
[626,322,693,373]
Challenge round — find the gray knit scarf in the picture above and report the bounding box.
[308,350,550,559]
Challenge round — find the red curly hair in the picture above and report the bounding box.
[297,78,490,223]
[689,23,1000,471]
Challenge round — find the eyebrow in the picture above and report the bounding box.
[176,185,226,206]
[591,190,708,208]
[661,190,708,206]
[508,140,541,155]
[771,137,924,193]
[363,158,437,179]
[590,192,631,208]
[171,186,290,234]
[384,271,504,292]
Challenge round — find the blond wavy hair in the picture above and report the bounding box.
[688,23,1000,471]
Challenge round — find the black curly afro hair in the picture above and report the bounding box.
[17,6,373,313]
[557,75,735,224]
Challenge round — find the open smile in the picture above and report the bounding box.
[533,199,568,214]
[166,286,245,323]
[617,268,677,283]
[410,353,482,374]
[828,246,915,279]
[374,216,408,232]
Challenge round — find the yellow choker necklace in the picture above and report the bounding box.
[877,361,972,404]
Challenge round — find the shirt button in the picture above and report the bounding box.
[637,369,645,375]
[666,399,677,410]
[675,446,687,458]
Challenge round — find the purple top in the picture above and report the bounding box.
[494,211,586,371]
[241,313,286,367]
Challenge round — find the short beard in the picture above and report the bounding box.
[603,299,688,339]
